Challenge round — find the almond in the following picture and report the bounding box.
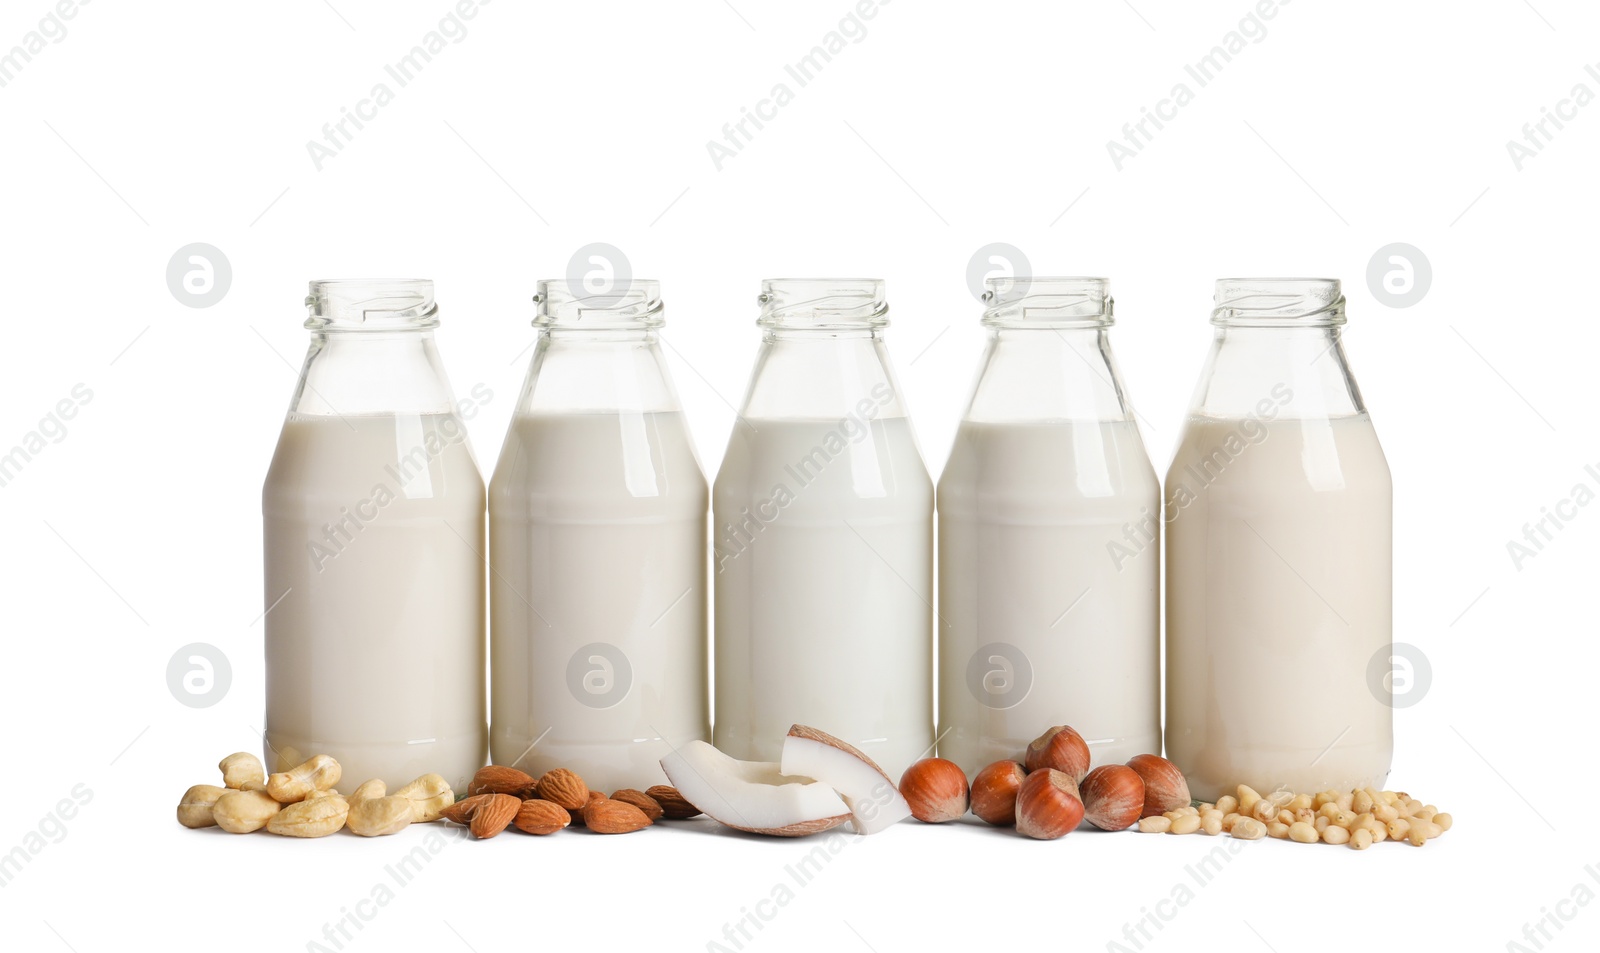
[583,798,652,834]
[512,798,571,835]
[571,790,606,826]
[535,768,589,811]
[610,789,664,821]
[646,784,702,819]
[467,765,536,798]
[440,793,521,838]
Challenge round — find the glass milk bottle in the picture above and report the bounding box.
[263,279,487,792]
[490,280,708,791]
[1166,278,1393,801]
[713,278,933,780]
[937,278,1160,777]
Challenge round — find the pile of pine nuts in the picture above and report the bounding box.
[1135,784,1452,849]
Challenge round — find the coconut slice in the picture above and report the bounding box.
[659,740,851,837]
[779,725,913,835]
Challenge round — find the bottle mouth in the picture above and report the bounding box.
[305,279,438,330]
[757,278,888,329]
[534,279,663,329]
[1212,278,1345,327]
[982,276,1112,328]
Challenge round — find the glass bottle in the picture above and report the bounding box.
[489,280,708,791]
[1165,278,1393,801]
[262,279,487,792]
[937,277,1160,776]
[712,278,934,780]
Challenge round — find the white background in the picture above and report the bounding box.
[1,0,1595,950]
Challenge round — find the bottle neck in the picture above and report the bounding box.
[1188,325,1365,420]
[738,329,909,420]
[289,329,462,417]
[962,326,1134,424]
[512,328,684,415]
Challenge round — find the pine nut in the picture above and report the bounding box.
[1276,809,1295,826]
[1374,804,1399,823]
[1216,795,1238,816]
[1288,794,1313,812]
[1138,816,1172,833]
[1407,825,1427,847]
[1231,817,1267,840]
[1222,812,1242,832]
[1351,828,1373,851]
[1336,792,1354,812]
[1331,810,1357,829]
[1434,812,1453,832]
[1314,790,1340,808]
[1202,814,1223,836]
[1314,815,1330,833]
[1288,821,1318,843]
[1387,818,1411,841]
[1321,824,1350,845]
[1170,814,1202,835]
[1252,799,1278,822]
[1353,790,1373,814]
[1267,821,1290,839]
[1237,785,1261,816]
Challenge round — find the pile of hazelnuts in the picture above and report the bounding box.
[896,725,1189,840]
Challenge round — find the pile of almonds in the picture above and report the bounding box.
[175,752,454,837]
[1136,784,1454,849]
[445,765,702,838]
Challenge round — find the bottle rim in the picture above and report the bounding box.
[757,278,888,329]
[982,276,1113,328]
[304,279,438,330]
[1212,277,1346,327]
[534,279,664,329]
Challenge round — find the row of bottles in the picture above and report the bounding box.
[262,275,1392,802]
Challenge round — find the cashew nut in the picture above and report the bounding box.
[176,784,228,829]
[346,780,414,837]
[213,789,283,833]
[266,793,349,837]
[266,754,341,803]
[218,752,266,791]
[393,773,454,823]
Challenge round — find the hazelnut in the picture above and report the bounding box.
[1125,754,1191,818]
[970,760,1026,826]
[898,758,969,823]
[1079,764,1145,831]
[1015,768,1084,840]
[1024,725,1091,783]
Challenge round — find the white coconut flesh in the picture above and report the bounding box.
[779,725,913,835]
[659,740,852,837]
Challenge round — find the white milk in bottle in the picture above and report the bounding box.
[713,279,933,780]
[938,278,1160,777]
[490,281,708,791]
[1165,278,1393,801]
[263,280,487,792]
